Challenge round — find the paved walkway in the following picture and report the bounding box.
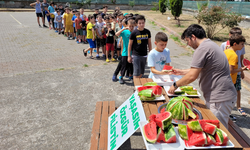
[0,12,250,149]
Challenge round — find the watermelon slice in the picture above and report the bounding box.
[187,120,203,132]
[157,128,164,143]
[142,121,158,144]
[137,86,153,92]
[202,123,217,135]
[143,82,158,86]
[152,85,162,97]
[162,65,174,72]
[203,120,220,128]
[148,114,156,123]
[243,58,250,70]
[215,128,229,146]
[140,95,156,101]
[205,134,216,146]
[187,109,196,119]
[188,132,207,146]
[155,111,172,130]
[180,86,193,91]
[164,125,177,143]
[178,124,188,140]
[138,89,153,97]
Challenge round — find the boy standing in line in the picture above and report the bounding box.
[41,0,49,27]
[81,15,87,44]
[147,32,171,78]
[221,27,247,117]
[72,9,77,40]
[93,8,99,21]
[115,19,123,60]
[101,5,108,19]
[30,0,44,27]
[128,15,152,78]
[56,10,62,34]
[83,15,96,59]
[48,2,55,30]
[105,23,116,62]
[95,15,105,58]
[75,12,83,44]
[63,7,73,40]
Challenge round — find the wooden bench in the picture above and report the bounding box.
[134,78,250,150]
[90,101,115,150]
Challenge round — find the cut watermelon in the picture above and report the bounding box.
[138,89,153,97]
[137,86,153,92]
[148,114,156,123]
[157,128,164,143]
[187,109,196,119]
[188,132,207,146]
[140,95,156,101]
[152,85,162,97]
[142,121,158,144]
[162,65,174,72]
[164,125,177,143]
[205,134,216,146]
[215,128,229,146]
[178,124,188,140]
[155,111,172,130]
[202,123,217,135]
[243,58,250,70]
[203,120,220,128]
[143,82,158,86]
[187,120,203,132]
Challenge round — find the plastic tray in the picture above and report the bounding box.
[135,86,166,101]
[152,75,182,86]
[164,86,201,97]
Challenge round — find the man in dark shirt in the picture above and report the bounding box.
[41,0,49,27]
[93,8,99,21]
[101,5,108,19]
[128,15,152,78]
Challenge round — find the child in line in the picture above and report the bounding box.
[44,6,51,29]
[115,19,135,84]
[95,15,105,58]
[83,15,96,59]
[115,19,123,60]
[105,22,116,62]
[53,8,58,33]
[56,10,62,34]
[147,32,171,78]
[221,27,247,117]
[30,0,44,27]
[81,15,87,44]
[93,8,99,21]
[224,34,247,117]
[71,9,77,40]
[63,7,73,40]
[128,15,152,78]
[48,2,56,30]
[75,12,83,44]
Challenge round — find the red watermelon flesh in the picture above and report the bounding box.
[203,120,220,128]
[203,123,217,135]
[162,65,173,72]
[148,114,156,123]
[155,111,172,130]
[205,134,216,146]
[152,85,162,97]
[137,86,153,93]
[243,58,250,70]
[143,121,158,144]
[221,130,229,146]
[157,128,165,143]
[188,132,207,146]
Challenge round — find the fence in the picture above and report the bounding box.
[182,1,250,16]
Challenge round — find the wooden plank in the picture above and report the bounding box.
[134,78,141,86]
[228,119,250,147]
[147,102,159,115]
[143,102,151,120]
[228,125,250,148]
[98,101,109,150]
[109,101,116,116]
[156,101,164,108]
[140,78,148,85]
[244,148,250,150]
[90,102,103,150]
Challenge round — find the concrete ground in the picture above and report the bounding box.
[0,12,250,149]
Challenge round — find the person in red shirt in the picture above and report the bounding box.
[75,12,83,44]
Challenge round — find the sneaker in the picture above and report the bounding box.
[64,34,67,37]
[39,24,42,27]
[129,76,133,81]
[72,37,75,40]
[43,24,48,28]
[77,41,79,44]
[84,41,88,44]
[229,115,237,122]
[112,75,118,82]
[118,56,122,61]
[111,58,116,62]
[67,37,70,40]
[106,58,110,62]
[58,32,60,35]
[125,76,129,78]
[88,51,90,54]
[96,54,100,58]
[83,49,87,57]
[89,56,94,59]
[94,49,97,53]
[119,77,124,84]
[55,30,58,33]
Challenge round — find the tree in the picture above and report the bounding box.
[129,1,135,9]
[169,0,183,26]
[159,0,166,15]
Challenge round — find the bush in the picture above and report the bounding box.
[195,5,242,39]
[152,2,159,11]
[169,0,183,26]
[129,1,135,9]
[159,0,166,14]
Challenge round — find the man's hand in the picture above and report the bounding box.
[128,56,132,63]
[172,68,184,75]
[242,66,247,71]
[92,37,95,41]
[168,85,177,94]
[241,71,245,79]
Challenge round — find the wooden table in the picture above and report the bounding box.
[134,78,245,150]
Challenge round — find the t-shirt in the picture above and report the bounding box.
[59,8,64,15]
[75,18,82,30]
[35,2,42,13]
[53,12,58,23]
[224,49,238,84]
[95,22,105,36]
[120,29,131,56]
[80,14,85,20]
[87,22,95,39]
[101,12,106,19]
[191,39,236,103]
[41,2,49,11]
[81,20,87,30]
[130,28,151,56]
[106,30,115,43]
[72,15,77,27]
[93,13,98,20]
[63,13,73,26]
[220,41,245,75]
[48,5,55,13]
[115,26,122,40]
[147,48,171,78]
[56,14,62,22]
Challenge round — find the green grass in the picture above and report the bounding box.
[160,27,166,31]
[170,35,181,43]
[174,25,185,28]
[58,68,64,70]
[150,21,157,26]
[103,63,107,65]
[83,64,88,67]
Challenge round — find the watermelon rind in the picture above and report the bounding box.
[180,86,193,91]
[138,89,153,97]
[185,90,198,95]
[140,95,155,101]
[143,122,157,144]
[187,109,196,119]
[174,91,185,95]
[203,123,217,135]
[143,82,158,86]
[187,120,203,131]
[152,85,162,97]
[155,111,172,130]
[164,125,177,143]
[203,120,220,128]
[221,129,229,146]
[205,134,216,146]
[162,65,174,72]
[215,128,224,144]
[178,124,188,140]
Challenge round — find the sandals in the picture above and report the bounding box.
[238,108,247,116]
[89,56,94,59]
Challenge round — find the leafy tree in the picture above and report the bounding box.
[169,0,183,26]
[129,1,135,9]
[159,0,166,14]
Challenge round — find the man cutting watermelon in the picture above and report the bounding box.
[168,24,237,129]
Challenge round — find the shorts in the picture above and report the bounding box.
[116,39,121,51]
[54,22,57,28]
[133,55,147,76]
[87,39,96,48]
[82,30,86,36]
[96,38,105,48]
[106,43,114,51]
[205,98,236,129]
[74,27,76,33]
[234,75,242,91]
[57,22,62,29]
[77,29,83,36]
[47,16,50,22]
[36,13,43,17]
[65,25,73,33]
[103,38,106,45]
